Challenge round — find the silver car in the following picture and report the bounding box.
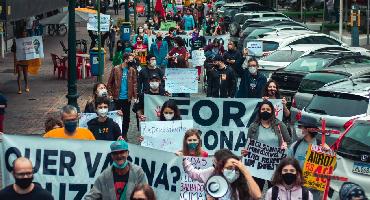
[329,116,370,199]
[299,75,370,145]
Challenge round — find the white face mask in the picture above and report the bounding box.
[97,89,108,97]
[138,28,144,33]
[223,169,240,183]
[149,82,160,90]
[164,113,174,121]
[248,66,257,74]
[150,60,157,68]
[97,108,109,117]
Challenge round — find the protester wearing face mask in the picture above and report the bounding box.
[44,105,95,140]
[85,140,148,200]
[247,100,291,191]
[107,53,138,138]
[175,129,208,157]
[87,97,123,141]
[113,40,124,66]
[132,26,149,45]
[159,100,182,121]
[133,35,148,50]
[236,57,267,98]
[164,27,177,50]
[224,41,242,77]
[149,32,169,70]
[84,82,117,113]
[138,55,164,94]
[0,157,54,199]
[206,55,236,98]
[262,80,290,119]
[287,115,327,200]
[167,36,189,68]
[266,157,313,200]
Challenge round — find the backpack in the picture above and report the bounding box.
[271,185,309,200]
[292,138,319,156]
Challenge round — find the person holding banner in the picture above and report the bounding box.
[262,80,291,120]
[159,100,182,121]
[247,100,291,191]
[85,140,148,200]
[0,157,54,199]
[107,53,138,137]
[130,184,157,200]
[266,157,313,200]
[44,105,96,140]
[236,57,267,98]
[175,128,208,157]
[206,55,237,98]
[87,97,123,141]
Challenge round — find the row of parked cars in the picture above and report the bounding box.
[218,2,370,198]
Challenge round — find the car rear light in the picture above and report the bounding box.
[292,97,297,108]
[343,118,358,130]
[295,111,302,121]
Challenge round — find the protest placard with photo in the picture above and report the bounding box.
[243,139,287,180]
[165,68,198,93]
[79,111,123,131]
[0,135,182,200]
[140,120,194,153]
[303,144,337,191]
[144,95,284,155]
[133,49,148,66]
[87,14,110,32]
[16,36,44,61]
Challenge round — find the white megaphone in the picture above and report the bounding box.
[205,175,229,198]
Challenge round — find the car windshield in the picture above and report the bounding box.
[235,15,253,24]
[261,50,304,62]
[305,92,369,117]
[262,41,279,52]
[298,73,348,93]
[223,7,239,16]
[339,122,370,157]
[247,28,274,39]
[285,57,332,72]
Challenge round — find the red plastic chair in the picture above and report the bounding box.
[51,53,68,79]
[76,54,91,79]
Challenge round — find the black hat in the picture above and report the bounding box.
[149,73,161,80]
[298,115,318,128]
[213,54,224,62]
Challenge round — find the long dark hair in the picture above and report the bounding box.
[159,100,182,121]
[256,100,276,124]
[262,80,281,99]
[92,82,107,100]
[130,184,156,200]
[271,157,304,186]
[214,153,250,200]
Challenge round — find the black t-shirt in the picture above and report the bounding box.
[113,166,130,200]
[0,183,54,200]
[87,117,122,141]
[191,36,206,51]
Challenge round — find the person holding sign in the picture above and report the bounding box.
[87,97,123,141]
[167,37,189,68]
[236,57,267,98]
[262,80,290,120]
[138,55,164,94]
[85,140,148,200]
[159,100,182,121]
[247,100,291,191]
[175,129,208,157]
[266,157,313,200]
[206,55,237,98]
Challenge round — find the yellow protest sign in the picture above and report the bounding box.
[303,144,337,191]
[133,49,147,66]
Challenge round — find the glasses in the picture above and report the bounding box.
[14,172,33,178]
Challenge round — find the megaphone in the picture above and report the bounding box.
[205,175,229,198]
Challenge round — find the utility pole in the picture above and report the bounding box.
[134,0,137,31]
[125,0,130,21]
[97,0,103,82]
[67,0,80,111]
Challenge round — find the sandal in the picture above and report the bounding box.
[25,88,30,92]
[18,90,22,94]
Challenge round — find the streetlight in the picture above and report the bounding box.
[97,0,103,82]
[67,0,80,111]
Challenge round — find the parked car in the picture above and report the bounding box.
[229,12,288,37]
[290,64,370,123]
[329,116,370,199]
[299,75,370,145]
[258,44,365,79]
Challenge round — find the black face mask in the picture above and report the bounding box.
[282,173,297,185]
[309,132,318,138]
[127,61,135,67]
[157,36,163,41]
[260,111,272,120]
[15,177,33,189]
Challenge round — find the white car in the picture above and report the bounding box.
[329,115,370,199]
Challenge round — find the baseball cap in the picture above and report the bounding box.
[110,140,129,152]
[298,115,318,129]
[149,73,161,81]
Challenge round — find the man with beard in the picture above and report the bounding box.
[85,140,148,200]
[0,157,54,199]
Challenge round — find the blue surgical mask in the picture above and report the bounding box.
[113,160,129,169]
[187,143,198,150]
[64,121,78,133]
[223,169,240,183]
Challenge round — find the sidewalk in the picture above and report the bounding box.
[0,9,144,139]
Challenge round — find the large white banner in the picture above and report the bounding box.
[144,95,283,154]
[87,14,111,32]
[148,34,230,52]
[180,156,213,200]
[243,139,287,180]
[140,120,194,153]
[0,135,182,200]
[79,111,123,131]
[165,68,198,94]
[16,36,44,61]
